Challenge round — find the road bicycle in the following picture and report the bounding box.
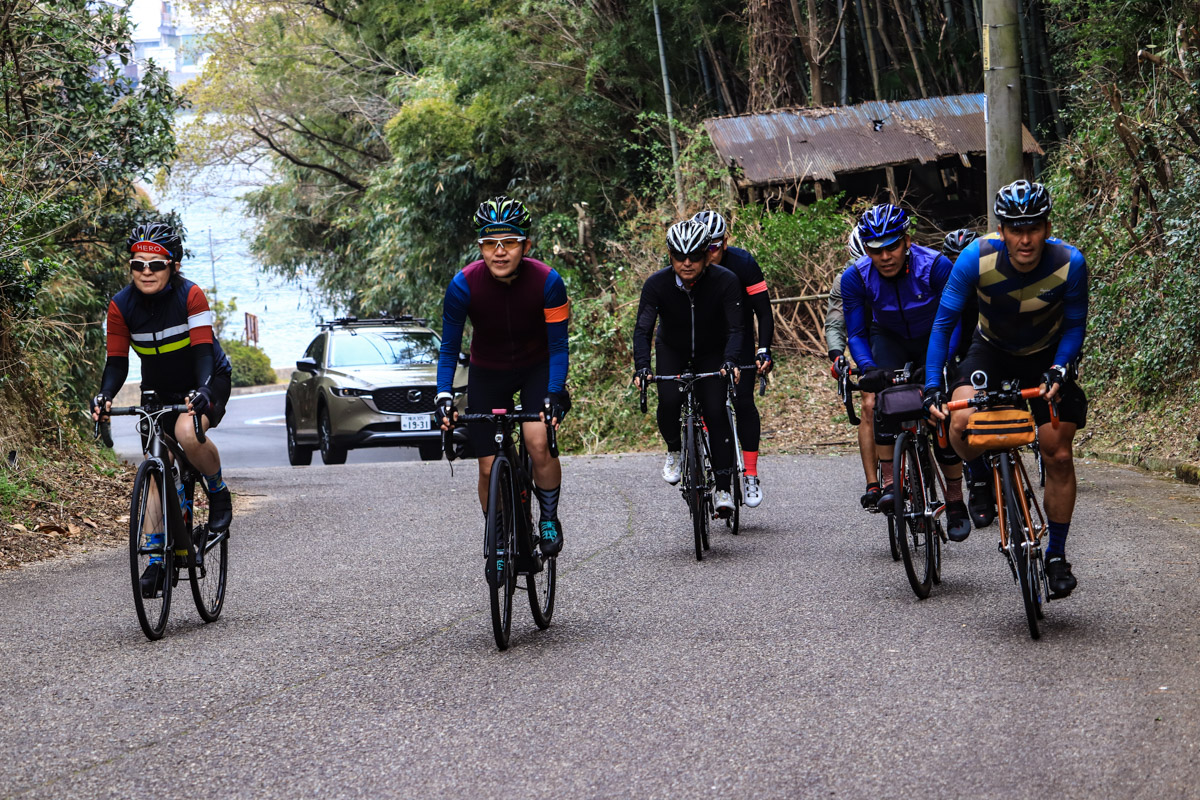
[97,391,229,640]
[445,401,558,650]
[640,369,733,561]
[944,371,1058,639]
[721,365,767,536]
[891,390,948,599]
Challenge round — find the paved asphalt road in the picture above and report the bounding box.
[3,450,1200,798]
[109,391,419,467]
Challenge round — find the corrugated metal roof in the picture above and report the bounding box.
[703,94,1043,186]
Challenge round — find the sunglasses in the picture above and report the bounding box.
[707,243,721,252]
[865,239,905,255]
[669,248,708,263]
[129,259,172,273]
[477,237,527,252]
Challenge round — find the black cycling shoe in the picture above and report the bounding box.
[207,486,232,533]
[968,479,996,529]
[538,519,563,557]
[876,485,895,515]
[1045,554,1078,598]
[860,484,881,509]
[946,500,971,542]
[140,561,165,599]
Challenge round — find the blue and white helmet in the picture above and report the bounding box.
[848,226,866,260]
[692,210,727,243]
[858,203,910,249]
[994,180,1052,226]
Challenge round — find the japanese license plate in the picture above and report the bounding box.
[401,414,431,431]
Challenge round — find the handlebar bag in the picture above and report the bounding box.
[876,384,925,422]
[965,408,1036,449]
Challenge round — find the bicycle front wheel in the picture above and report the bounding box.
[685,419,706,561]
[894,432,933,599]
[528,552,556,629]
[129,460,173,640]
[187,479,228,623]
[486,459,517,649]
[999,454,1041,639]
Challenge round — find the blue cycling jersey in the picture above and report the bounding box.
[841,243,955,369]
[925,236,1088,390]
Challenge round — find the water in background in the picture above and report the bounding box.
[130,160,336,381]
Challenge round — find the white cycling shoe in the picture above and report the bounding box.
[714,489,735,517]
[743,475,763,508]
[662,451,682,485]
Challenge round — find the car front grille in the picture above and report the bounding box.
[373,386,434,414]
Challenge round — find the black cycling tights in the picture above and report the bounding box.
[655,346,734,491]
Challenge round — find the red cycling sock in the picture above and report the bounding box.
[743,451,758,477]
[944,476,964,503]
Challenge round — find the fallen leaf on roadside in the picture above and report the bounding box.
[81,518,97,529]
[68,524,80,535]
[36,524,67,535]
[10,523,28,532]
[116,515,129,524]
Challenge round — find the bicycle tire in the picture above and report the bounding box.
[486,459,517,649]
[528,553,556,629]
[129,460,173,640]
[685,418,705,561]
[729,475,741,535]
[187,478,228,623]
[887,515,901,561]
[999,454,1041,639]
[699,430,712,551]
[894,432,933,599]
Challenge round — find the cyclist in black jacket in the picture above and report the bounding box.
[633,219,744,516]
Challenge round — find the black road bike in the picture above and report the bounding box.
[98,391,229,640]
[640,370,729,560]
[945,373,1059,639]
[721,366,768,536]
[445,401,558,650]
[893,406,948,599]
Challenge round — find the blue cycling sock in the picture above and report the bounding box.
[1047,520,1070,557]
[204,469,226,494]
[534,484,560,522]
[146,532,165,564]
[966,456,989,484]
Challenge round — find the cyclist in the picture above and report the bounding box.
[692,210,773,508]
[633,218,744,517]
[91,222,234,599]
[827,226,880,508]
[942,228,996,530]
[435,197,570,557]
[840,203,971,541]
[926,180,1088,598]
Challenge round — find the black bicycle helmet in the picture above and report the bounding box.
[993,180,1052,226]
[474,196,532,236]
[942,228,978,260]
[127,221,183,262]
[692,210,728,243]
[665,219,710,259]
[858,204,910,248]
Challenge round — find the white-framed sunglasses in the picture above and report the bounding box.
[476,236,527,252]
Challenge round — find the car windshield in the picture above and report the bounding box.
[327,330,440,368]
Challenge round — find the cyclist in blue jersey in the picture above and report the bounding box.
[692,210,774,508]
[841,203,971,541]
[926,180,1087,598]
[91,222,235,598]
[435,197,570,556]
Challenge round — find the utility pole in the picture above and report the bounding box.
[653,0,685,217]
[983,0,1023,229]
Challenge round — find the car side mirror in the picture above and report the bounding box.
[457,351,470,367]
[296,356,319,374]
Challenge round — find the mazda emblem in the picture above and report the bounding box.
[407,389,422,403]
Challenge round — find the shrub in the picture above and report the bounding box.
[221,339,276,387]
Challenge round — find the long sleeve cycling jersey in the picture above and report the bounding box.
[100,279,232,398]
[824,265,848,354]
[925,237,1088,390]
[436,257,570,395]
[714,245,774,357]
[633,264,744,370]
[841,244,956,369]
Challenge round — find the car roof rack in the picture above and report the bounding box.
[319,314,428,329]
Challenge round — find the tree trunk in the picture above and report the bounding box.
[891,0,929,96]
[838,0,849,103]
[750,0,806,111]
[701,25,739,114]
[1030,0,1066,140]
[1017,0,1041,138]
[806,0,823,106]
[855,0,883,98]
[874,0,919,96]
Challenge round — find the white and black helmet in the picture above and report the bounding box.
[666,219,711,260]
[848,226,866,260]
[692,209,727,243]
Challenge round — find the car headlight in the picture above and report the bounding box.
[331,387,373,398]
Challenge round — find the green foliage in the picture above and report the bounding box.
[221,339,277,387]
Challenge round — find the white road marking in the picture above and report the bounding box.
[229,390,287,401]
[245,414,286,426]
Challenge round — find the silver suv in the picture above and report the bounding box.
[285,316,465,465]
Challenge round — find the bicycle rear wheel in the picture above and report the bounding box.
[486,459,517,649]
[894,432,934,599]
[129,460,173,640]
[999,454,1041,639]
[187,479,228,623]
